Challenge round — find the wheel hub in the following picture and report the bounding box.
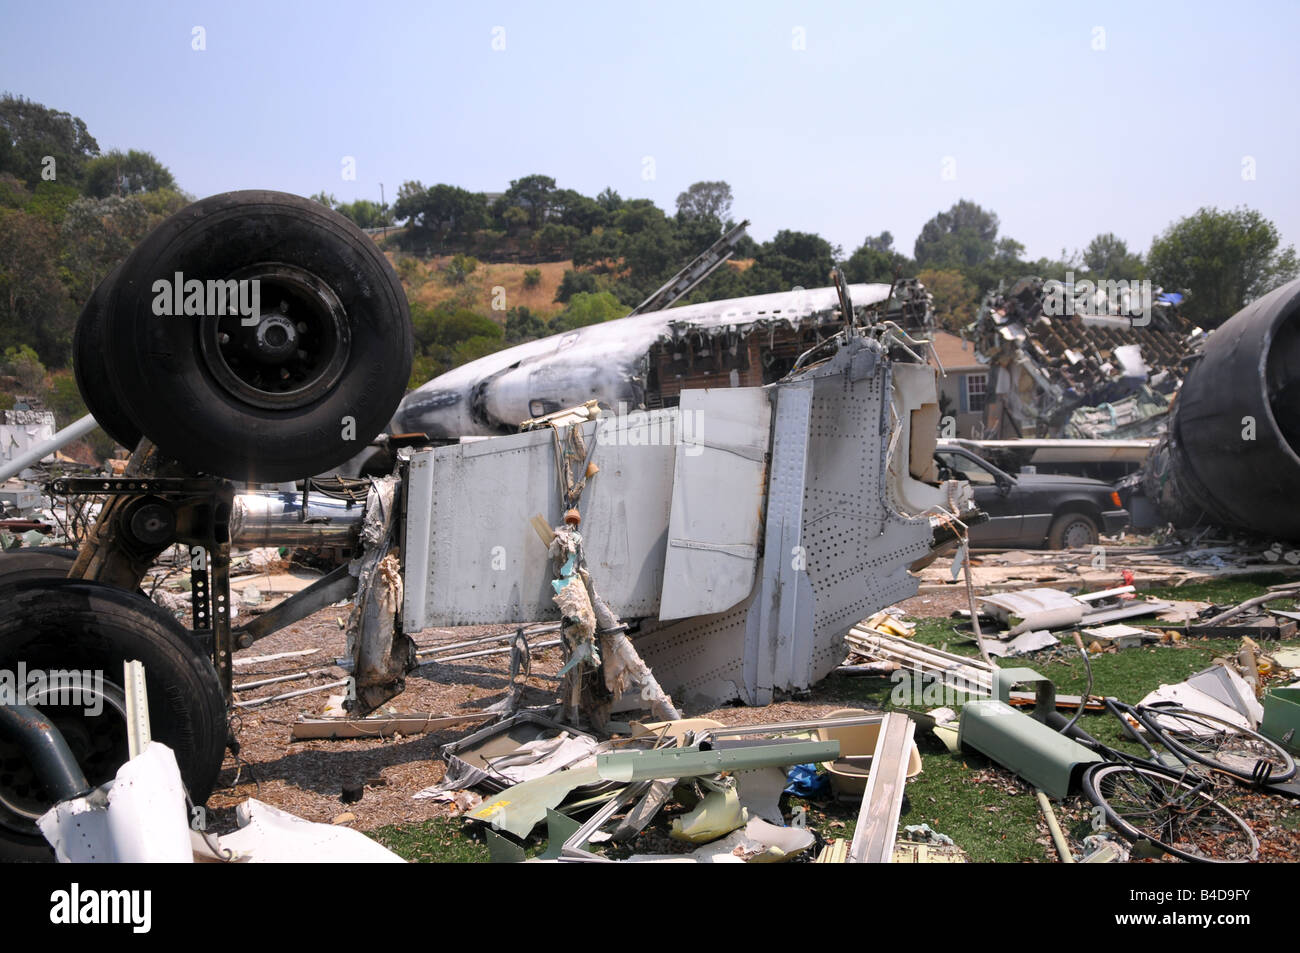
[199,263,352,410]
[1064,521,1093,548]
[0,681,128,833]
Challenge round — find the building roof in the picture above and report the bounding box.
[927,330,986,371]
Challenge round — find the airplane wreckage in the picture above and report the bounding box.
[3,191,1296,856]
[962,272,1300,542]
[0,192,976,855]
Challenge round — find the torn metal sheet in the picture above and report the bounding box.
[980,588,1082,635]
[1135,684,1253,731]
[731,767,788,825]
[39,741,192,863]
[1183,665,1265,727]
[657,387,771,621]
[417,710,600,796]
[986,629,1060,657]
[1080,624,1154,649]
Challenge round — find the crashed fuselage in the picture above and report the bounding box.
[394,284,908,439]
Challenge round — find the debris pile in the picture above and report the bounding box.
[970,277,1195,439]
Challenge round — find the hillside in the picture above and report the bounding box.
[390,253,571,322]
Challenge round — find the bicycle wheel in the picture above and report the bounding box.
[1141,704,1296,784]
[1082,762,1258,863]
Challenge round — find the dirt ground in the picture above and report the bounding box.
[206,600,880,833]
[201,583,1005,833]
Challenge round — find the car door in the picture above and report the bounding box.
[935,450,1023,546]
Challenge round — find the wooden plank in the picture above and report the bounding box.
[290,711,495,740]
[847,712,916,864]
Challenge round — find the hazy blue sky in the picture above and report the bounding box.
[3,0,1296,262]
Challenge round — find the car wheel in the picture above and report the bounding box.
[97,190,412,483]
[0,579,228,861]
[1047,511,1099,549]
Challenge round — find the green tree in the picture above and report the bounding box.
[443,253,478,285]
[60,194,150,302]
[550,291,625,332]
[310,191,338,208]
[595,187,623,213]
[503,174,557,229]
[1082,233,1144,281]
[522,268,542,288]
[0,208,73,365]
[551,189,606,233]
[751,230,836,290]
[505,305,547,343]
[84,149,176,198]
[1147,207,1298,326]
[531,222,580,259]
[2,344,45,391]
[334,198,386,229]
[394,182,488,249]
[0,94,99,188]
[555,268,599,303]
[843,232,915,283]
[408,300,504,381]
[675,180,733,222]
[914,200,1002,270]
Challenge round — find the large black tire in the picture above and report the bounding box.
[73,264,142,452]
[0,546,77,584]
[1047,511,1099,550]
[100,191,412,483]
[0,579,228,860]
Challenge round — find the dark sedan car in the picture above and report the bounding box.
[934,444,1129,549]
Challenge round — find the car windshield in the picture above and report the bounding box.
[935,451,998,486]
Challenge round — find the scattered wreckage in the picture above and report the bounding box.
[7,189,1296,864]
[972,271,1300,545]
[970,276,1195,440]
[0,191,978,859]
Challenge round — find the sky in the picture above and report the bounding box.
[2,0,1297,263]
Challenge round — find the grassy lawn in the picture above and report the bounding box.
[372,574,1299,863]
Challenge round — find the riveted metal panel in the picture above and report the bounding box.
[635,337,937,706]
